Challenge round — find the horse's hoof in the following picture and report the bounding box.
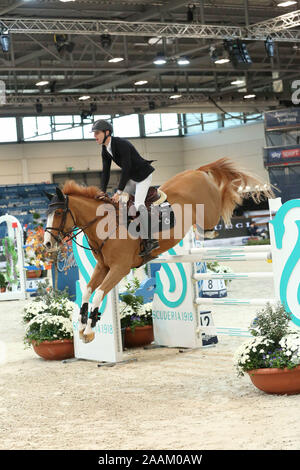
[82,332,95,343]
[79,329,85,340]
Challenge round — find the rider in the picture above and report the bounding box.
[91,119,159,256]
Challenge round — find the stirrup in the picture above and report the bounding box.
[139,239,159,257]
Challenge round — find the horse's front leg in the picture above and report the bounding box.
[78,262,108,341]
[83,266,130,343]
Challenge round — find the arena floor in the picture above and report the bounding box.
[0,259,300,450]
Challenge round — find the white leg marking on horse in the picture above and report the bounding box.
[83,288,104,336]
[91,288,104,311]
[78,286,92,331]
[83,318,93,336]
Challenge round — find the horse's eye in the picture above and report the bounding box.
[55,210,63,216]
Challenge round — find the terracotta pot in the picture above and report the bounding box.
[32,339,74,360]
[0,287,6,293]
[247,365,300,395]
[26,269,42,279]
[124,325,154,348]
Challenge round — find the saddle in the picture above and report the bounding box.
[127,186,167,211]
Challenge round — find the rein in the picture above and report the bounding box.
[45,195,117,255]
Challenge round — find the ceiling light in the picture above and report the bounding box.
[78,95,91,101]
[169,94,182,99]
[277,1,297,6]
[108,57,124,63]
[244,94,256,99]
[153,52,167,65]
[231,79,245,85]
[177,56,190,65]
[134,80,148,85]
[35,80,49,86]
[214,58,230,64]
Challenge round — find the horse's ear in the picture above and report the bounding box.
[56,187,65,201]
[44,191,53,201]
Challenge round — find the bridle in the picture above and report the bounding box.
[45,195,102,254]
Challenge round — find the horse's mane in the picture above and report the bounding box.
[62,180,117,206]
[62,180,104,199]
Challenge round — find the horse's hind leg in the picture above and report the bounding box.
[78,261,108,340]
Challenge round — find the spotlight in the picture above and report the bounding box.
[153,52,167,65]
[90,103,97,113]
[36,101,43,113]
[265,36,274,58]
[224,39,252,69]
[148,101,155,110]
[187,5,195,22]
[0,29,10,53]
[49,80,57,93]
[100,34,112,50]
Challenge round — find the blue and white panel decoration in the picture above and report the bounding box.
[71,229,123,363]
[152,229,218,348]
[270,198,300,328]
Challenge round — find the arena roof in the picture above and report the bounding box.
[0,0,299,116]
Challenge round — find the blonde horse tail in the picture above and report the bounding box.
[197,157,275,225]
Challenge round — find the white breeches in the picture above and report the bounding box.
[123,173,153,211]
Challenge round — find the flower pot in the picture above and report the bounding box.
[247,365,300,395]
[0,287,6,293]
[32,339,74,360]
[124,325,154,348]
[26,269,42,279]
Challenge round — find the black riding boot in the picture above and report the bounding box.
[138,205,159,256]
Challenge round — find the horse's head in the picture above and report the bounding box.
[43,187,75,251]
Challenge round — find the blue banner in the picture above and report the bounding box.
[264,108,300,130]
[264,145,300,165]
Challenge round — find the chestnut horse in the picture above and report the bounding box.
[44,157,273,343]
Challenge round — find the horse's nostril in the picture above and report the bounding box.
[45,242,52,250]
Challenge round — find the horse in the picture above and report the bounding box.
[43,157,274,343]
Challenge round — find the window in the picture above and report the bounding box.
[0,117,17,142]
[112,114,140,137]
[144,113,179,136]
[202,113,220,131]
[184,114,203,134]
[23,116,52,141]
[223,113,244,128]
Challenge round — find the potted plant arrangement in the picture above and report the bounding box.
[0,272,7,292]
[23,281,75,360]
[119,277,153,348]
[234,302,300,394]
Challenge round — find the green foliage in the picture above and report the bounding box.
[0,272,7,288]
[234,302,300,376]
[249,302,291,343]
[119,277,152,332]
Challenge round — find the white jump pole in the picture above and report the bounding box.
[195,297,277,306]
[194,272,274,280]
[153,252,271,263]
[190,245,271,254]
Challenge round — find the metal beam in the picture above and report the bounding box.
[1,13,300,42]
